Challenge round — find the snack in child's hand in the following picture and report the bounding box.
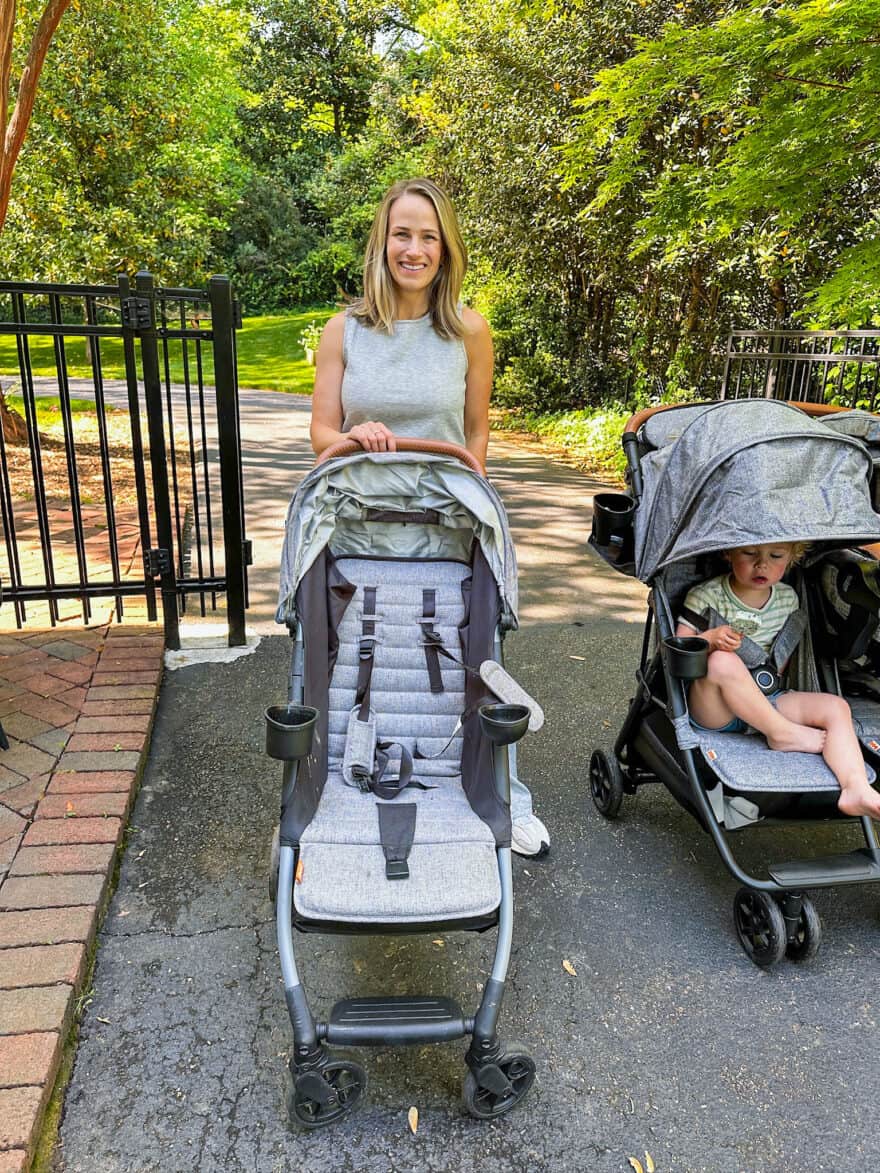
[729,613,760,638]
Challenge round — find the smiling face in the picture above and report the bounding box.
[385,192,443,306]
[727,543,794,599]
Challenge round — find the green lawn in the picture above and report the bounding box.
[0,306,335,396]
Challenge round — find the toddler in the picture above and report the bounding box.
[677,543,880,818]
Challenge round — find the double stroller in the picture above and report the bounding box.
[267,438,537,1127]
[589,397,880,967]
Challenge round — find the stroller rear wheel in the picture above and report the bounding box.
[462,1044,536,1119]
[589,749,625,819]
[286,1053,367,1129]
[733,888,787,968]
[785,895,822,962]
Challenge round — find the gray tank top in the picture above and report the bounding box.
[341,311,468,446]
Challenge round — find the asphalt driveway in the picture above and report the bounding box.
[50,415,880,1173]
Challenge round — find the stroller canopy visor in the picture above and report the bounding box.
[634,399,880,582]
[276,450,519,627]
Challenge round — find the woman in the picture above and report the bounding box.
[309,176,549,856]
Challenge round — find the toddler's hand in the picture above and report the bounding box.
[713,625,742,652]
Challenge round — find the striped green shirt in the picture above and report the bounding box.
[681,574,799,653]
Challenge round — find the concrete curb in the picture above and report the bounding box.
[0,626,164,1172]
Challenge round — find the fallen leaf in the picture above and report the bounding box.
[408,1106,418,1134]
[562,959,577,977]
[645,1153,655,1173]
[97,1017,112,1025]
[628,1160,644,1173]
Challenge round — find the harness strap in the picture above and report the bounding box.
[355,586,378,720]
[420,589,444,694]
[377,802,417,880]
[682,602,806,693]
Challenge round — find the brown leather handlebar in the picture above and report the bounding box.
[316,437,484,475]
[624,399,860,436]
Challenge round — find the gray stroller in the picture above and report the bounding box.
[588,398,880,966]
[268,438,537,1127]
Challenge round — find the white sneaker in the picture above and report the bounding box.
[511,812,550,857]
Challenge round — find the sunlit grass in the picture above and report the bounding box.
[3,394,114,427]
[0,305,336,395]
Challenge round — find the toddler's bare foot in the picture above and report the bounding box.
[766,723,826,754]
[838,781,880,819]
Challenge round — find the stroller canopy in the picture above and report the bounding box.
[276,450,519,627]
[634,399,880,582]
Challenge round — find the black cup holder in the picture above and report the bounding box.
[663,636,709,680]
[478,702,530,746]
[591,492,635,559]
[265,704,318,760]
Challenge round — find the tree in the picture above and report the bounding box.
[563,0,880,341]
[0,0,72,234]
[0,0,249,284]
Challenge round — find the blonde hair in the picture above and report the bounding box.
[350,178,467,341]
[724,541,811,566]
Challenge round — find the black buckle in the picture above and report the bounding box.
[386,859,409,880]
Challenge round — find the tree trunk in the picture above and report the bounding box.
[0,0,73,233]
[0,385,28,444]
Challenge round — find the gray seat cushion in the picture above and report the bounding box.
[295,555,501,924]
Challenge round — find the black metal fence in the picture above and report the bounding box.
[0,272,249,649]
[720,329,880,408]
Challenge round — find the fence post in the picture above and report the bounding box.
[208,275,247,647]
[136,270,181,650]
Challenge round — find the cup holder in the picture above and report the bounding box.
[265,704,318,760]
[663,636,709,680]
[591,492,635,561]
[478,702,530,746]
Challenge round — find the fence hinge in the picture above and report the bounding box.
[243,539,253,566]
[145,547,172,578]
[122,296,152,332]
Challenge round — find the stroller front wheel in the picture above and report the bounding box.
[589,749,625,819]
[286,1054,367,1129]
[462,1045,536,1119]
[733,888,787,968]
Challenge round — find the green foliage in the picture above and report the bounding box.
[564,0,880,329]
[1,0,248,285]
[495,405,630,481]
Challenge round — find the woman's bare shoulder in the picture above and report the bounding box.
[322,309,348,338]
[460,306,490,337]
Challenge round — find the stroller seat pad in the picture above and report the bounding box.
[294,840,500,923]
[296,772,501,922]
[695,730,875,793]
[294,554,502,924]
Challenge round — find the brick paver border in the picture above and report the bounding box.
[0,626,164,1171]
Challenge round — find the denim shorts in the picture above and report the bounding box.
[689,689,786,735]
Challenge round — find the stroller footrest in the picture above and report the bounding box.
[769,848,880,888]
[322,995,467,1046]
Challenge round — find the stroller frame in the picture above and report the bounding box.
[591,400,880,967]
[270,439,536,1127]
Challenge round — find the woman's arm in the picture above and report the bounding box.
[309,312,396,455]
[462,307,493,470]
